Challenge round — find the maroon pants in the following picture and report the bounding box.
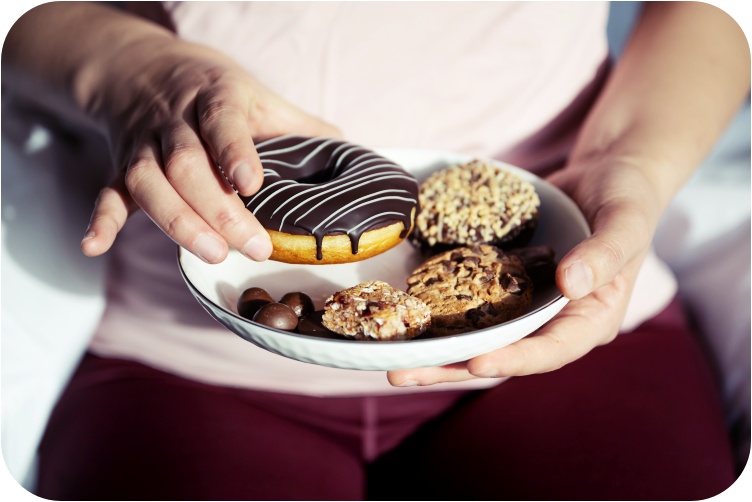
[36,299,737,500]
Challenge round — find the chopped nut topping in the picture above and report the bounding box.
[322,280,431,341]
[413,159,540,247]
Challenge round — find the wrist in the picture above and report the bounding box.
[569,120,692,216]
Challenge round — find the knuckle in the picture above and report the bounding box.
[162,210,190,239]
[549,340,570,373]
[124,159,152,194]
[535,332,572,373]
[216,138,246,165]
[213,206,246,234]
[163,144,204,181]
[598,235,628,272]
[199,100,236,129]
[508,344,532,375]
[90,212,122,235]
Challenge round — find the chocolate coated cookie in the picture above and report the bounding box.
[412,159,540,251]
[406,244,532,336]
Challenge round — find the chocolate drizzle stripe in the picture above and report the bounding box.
[320,163,403,185]
[271,166,403,213]
[258,137,337,160]
[309,194,416,234]
[268,169,388,220]
[333,156,387,177]
[260,140,352,168]
[333,149,381,175]
[288,178,416,227]
[258,163,402,215]
[255,135,292,149]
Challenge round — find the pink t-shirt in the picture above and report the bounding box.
[88,1,677,395]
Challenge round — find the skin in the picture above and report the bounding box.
[3,2,749,385]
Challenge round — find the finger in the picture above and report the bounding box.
[81,172,137,257]
[160,123,273,261]
[195,87,264,196]
[556,200,651,299]
[124,138,230,264]
[387,362,476,387]
[393,267,635,385]
[390,303,615,384]
[466,272,630,377]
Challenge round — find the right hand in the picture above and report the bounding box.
[81,32,341,263]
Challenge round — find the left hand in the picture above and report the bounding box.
[387,153,661,386]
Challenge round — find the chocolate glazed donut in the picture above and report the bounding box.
[240,136,419,264]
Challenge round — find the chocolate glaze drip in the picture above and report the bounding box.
[241,136,419,260]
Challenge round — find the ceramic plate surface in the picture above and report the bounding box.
[178,149,590,370]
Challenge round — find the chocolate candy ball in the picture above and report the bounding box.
[253,303,299,331]
[237,287,274,320]
[279,292,315,318]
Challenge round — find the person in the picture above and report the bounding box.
[2,1,748,499]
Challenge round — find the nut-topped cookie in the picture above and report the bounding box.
[323,280,431,341]
[406,244,532,336]
[412,159,540,251]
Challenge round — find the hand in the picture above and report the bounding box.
[80,33,340,263]
[387,154,660,386]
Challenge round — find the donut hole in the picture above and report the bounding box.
[292,165,338,184]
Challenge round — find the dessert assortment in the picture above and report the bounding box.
[233,140,558,342]
[241,135,419,264]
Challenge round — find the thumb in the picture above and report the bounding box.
[260,94,343,140]
[287,109,343,139]
[555,201,652,300]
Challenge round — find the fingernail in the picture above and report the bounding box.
[241,233,273,261]
[398,380,419,387]
[473,367,500,378]
[232,162,253,192]
[194,233,225,263]
[564,260,593,299]
[81,229,96,243]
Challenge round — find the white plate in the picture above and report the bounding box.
[178,148,590,370]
